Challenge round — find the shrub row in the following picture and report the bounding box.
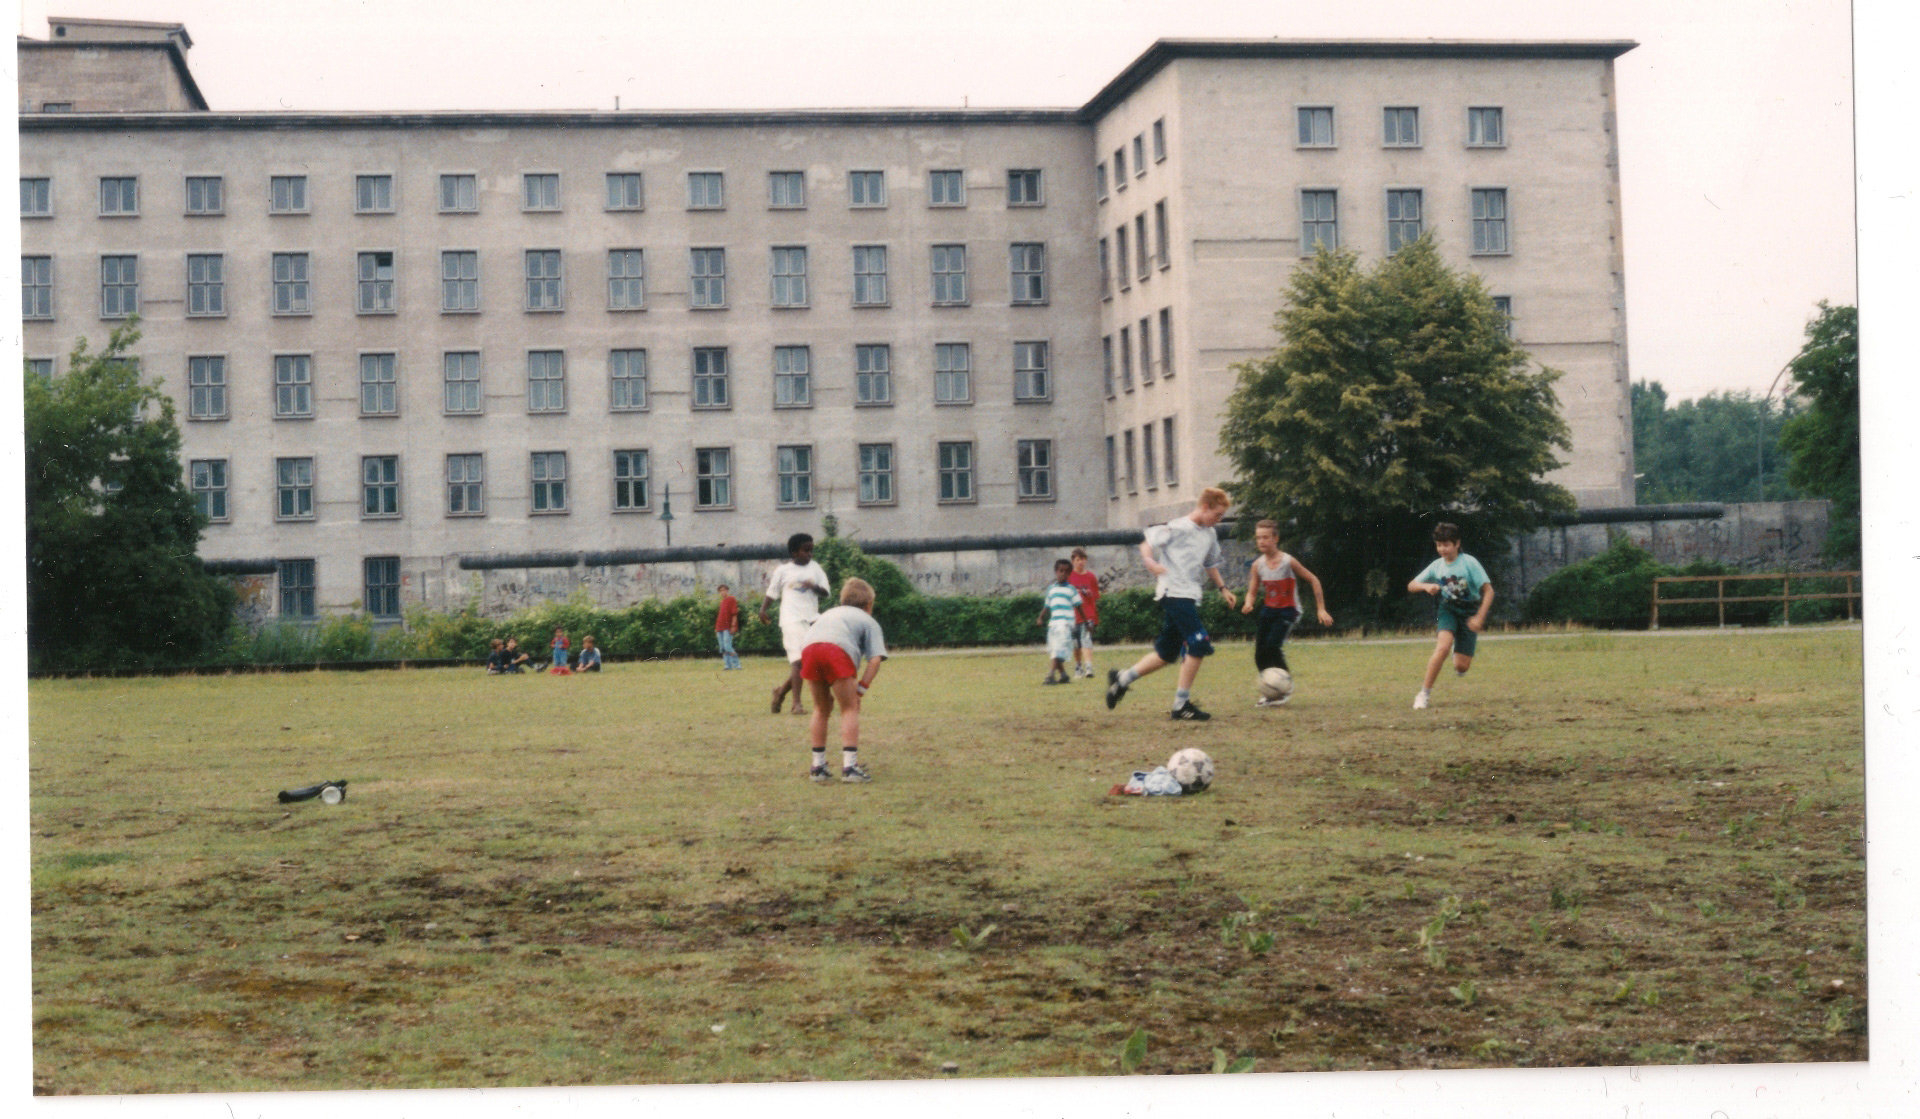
[1522,535,1859,628]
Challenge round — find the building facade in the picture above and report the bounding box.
[18,24,1636,619]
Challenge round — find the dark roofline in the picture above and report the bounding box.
[18,37,209,110]
[17,106,1083,132]
[1077,38,1638,121]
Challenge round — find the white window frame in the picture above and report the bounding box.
[694,447,733,509]
[1013,341,1050,402]
[99,176,139,216]
[1162,417,1179,485]
[1383,106,1421,148]
[442,351,482,415]
[770,246,809,307]
[439,173,478,213]
[931,244,967,305]
[609,348,649,411]
[768,171,806,209]
[278,559,317,618]
[690,247,727,308]
[687,171,725,210]
[187,355,228,420]
[354,174,395,214]
[441,250,480,313]
[1152,118,1167,162]
[364,556,403,619]
[530,451,568,513]
[1142,423,1158,489]
[1387,188,1424,252]
[929,169,965,207]
[275,457,316,521]
[272,252,311,315]
[608,248,646,310]
[190,458,229,522]
[1017,438,1054,501]
[692,346,731,409]
[447,453,485,516]
[1010,243,1047,305]
[362,455,400,519]
[522,172,562,212]
[936,441,975,503]
[613,449,651,511]
[934,342,971,404]
[1130,135,1146,178]
[852,245,889,306]
[1301,189,1339,253]
[187,253,225,317]
[21,256,53,320]
[275,353,315,419]
[356,250,397,314]
[269,175,309,215]
[855,343,892,406]
[1296,105,1336,148]
[524,249,564,311]
[359,352,399,416]
[776,444,814,508]
[773,345,812,408]
[605,172,645,211]
[848,170,886,208]
[1007,168,1043,206]
[526,349,567,413]
[21,177,52,218]
[857,442,896,506]
[100,254,139,319]
[1471,188,1511,255]
[185,175,223,216]
[1468,106,1506,148]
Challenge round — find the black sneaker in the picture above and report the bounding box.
[841,764,872,783]
[1170,701,1211,721]
[1105,669,1129,710]
[809,765,833,783]
[1042,674,1061,685]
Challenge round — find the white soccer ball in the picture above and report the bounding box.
[1258,667,1294,700]
[1167,747,1215,793]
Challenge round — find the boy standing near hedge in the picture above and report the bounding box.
[714,584,743,670]
[1066,547,1102,678]
[1036,558,1085,685]
[1407,522,1493,710]
[761,533,831,715]
[1105,486,1239,721]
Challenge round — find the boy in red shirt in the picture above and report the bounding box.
[714,584,742,670]
[1066,547,1102,679]
[1240,519,1334,706]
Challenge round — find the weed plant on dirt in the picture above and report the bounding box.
[28,628,1865,1092]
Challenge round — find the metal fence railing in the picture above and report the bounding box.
[1651,571,1861,630]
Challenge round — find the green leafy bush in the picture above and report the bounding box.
[1521,536,1814,628]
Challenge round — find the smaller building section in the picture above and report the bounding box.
[17,17,207,113]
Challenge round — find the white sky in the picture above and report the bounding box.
[14,0,1856,403]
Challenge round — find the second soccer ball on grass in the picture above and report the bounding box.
[1258,667,1293,701]
[1167,747,1215,793]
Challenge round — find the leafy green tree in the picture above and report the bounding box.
[1631,381,1801,504]
[1778,302,1859,564]
[25,321,235,670]
[1219,237,1575,619]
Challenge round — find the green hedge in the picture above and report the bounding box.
[1522,535,1853,628]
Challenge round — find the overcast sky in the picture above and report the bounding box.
[15,0,1856,403]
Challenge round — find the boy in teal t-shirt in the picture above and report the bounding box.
[1407,522,1493,711]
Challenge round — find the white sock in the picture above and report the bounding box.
[843,749,858,770]
[811,749,827,770]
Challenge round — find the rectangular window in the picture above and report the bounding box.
[278,559,316,617]
[848,170,885,207]
[1017,439,1053,500]
[1472,188,1510,254]
[440,173,478,213]
[1138,316,1153,383]
[357,251,396,313]
[21,256,52,320]
[774,345,812,408]
[1152,118,1167,161]
[522,173,561,211]
[359,353,399,416]
[1162,417,1178,484]
[1096,162,1109,201]
[768,171,806,208]
[776,445,814,507]
[270,175,308,214]
[525,249,563,310]
[1115,225,1130,289]
[1387,189,1424,252]
[527,350,566,412]
[1007,169,1043,206]
[855,344,892,406]
[608,249,646,310]
[1154,200,1170,267]
[1009,243,1046,305]
[185,176,223,215]
[695,447,732,508]
[21,177,52,216]
[687,171,725,209]
[613,449,651,511]
[188,355,227,420]
[929,170,965,207]
[276,458,315,520]
[852,245,888,306]
[1098,237,1111,297]
[610,349,649,411]
[605,172,644,210]
[1301,190,1338,252]
[1119,325,1133,390]
[442,351,481,414]
[934,342,971,404]
[692,346,731,408]
[858,443,895,505]
[1113,146,1127,185]
[272,252,311,314]
[1131,135,1145,177]
[771,246,809,307]
[355,175,394,213]
[186,253,225,316]
[441,250,479,312]
[1142,423,1157,489]
[937,441,974,502]
[931,244,967,304]
[275,354,314,418]
[690,247,727,308]
[1468,107,1505,147]
[530,451,568,512]
[1297,106,1335,147]
[1106,435,1118,499]
[1384,106,1420,147]
[1159,307,1173,376]
[100,255,139,318]
[190,459,228,522]
[362,455,399,518]
[99,176,138,215]
[447,453,485,515]
[1123,429,1137,493]
[1135,213,1150,280]
[364,557,402,619]
[1014,341,1050,402]
[1492,295,1515,338]
[1103,335,1115,398]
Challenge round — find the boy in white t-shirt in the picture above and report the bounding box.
[1407,521,1494,711]
[1105,487,1239,721]
[760,532,831,716]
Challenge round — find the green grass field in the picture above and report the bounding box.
[28,627,1865,1093]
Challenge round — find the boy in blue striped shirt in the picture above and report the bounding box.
[1036,558,1085,685]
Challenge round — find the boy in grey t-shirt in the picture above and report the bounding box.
[798,578,888,782]
[1105,487,1240,721]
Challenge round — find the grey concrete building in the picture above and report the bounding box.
[18,21,1636,619]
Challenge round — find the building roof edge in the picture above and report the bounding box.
[16,106,1085,130]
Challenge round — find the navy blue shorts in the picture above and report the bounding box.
[1153,596,1214,662]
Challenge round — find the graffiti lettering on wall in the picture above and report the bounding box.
[230,574,273,626]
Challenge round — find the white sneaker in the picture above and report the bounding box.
[1412,690,1430,710]
[1254,695,1290,708]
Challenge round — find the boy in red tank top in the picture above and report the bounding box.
[1240,519,1333,706]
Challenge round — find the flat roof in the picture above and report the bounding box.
[17,107,1085,132]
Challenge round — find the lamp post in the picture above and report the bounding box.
[659,484,674,547]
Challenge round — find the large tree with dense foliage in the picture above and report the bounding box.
[1219,237,1575,618]
[1631,381,1802,504]
[1777,302,1859,565]
[25,321,234,670]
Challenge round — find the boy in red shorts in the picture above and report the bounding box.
[799,577,888,783]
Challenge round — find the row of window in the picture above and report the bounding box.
[1106,418,1182,498]
[272,557,395,619]
[151,340,1057,421]
[1104,307,1177,395]
[20,243,1051,320]
[20,168,1049,220]
[1100,198,1174,294]
[1096,117,1169,200]
[1294,186,1512,255]
[192,439,1059,527]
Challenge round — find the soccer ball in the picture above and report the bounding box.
[1167,747,1215,793]
[1258,667,1293,700]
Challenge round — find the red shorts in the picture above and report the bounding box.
[799,642,856,684]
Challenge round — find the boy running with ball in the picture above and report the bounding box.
[1408,522,1493,710]
[1106,487,1238,721]
[799,578,887,783]
[1240,519,1334,706]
